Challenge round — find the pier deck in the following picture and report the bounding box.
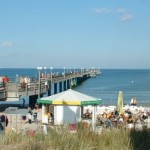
[0,69,100,101]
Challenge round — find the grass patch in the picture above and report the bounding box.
[0,127,149,150]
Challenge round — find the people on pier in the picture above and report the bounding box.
[27,77,31,88]
[0,76,10,84]
[20,76,25,89]
[0,76,3,84]
[2,76,10,83]
[19,76,31,90]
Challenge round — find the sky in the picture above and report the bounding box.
[0,0,150,69]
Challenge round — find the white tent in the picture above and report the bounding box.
[37,89,101,131]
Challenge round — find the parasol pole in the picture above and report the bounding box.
[92,105,96,131]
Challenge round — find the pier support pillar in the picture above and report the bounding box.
[29,94,43,109]
[47,81,51,96]
[48,89,51,96]
[29,95,36,109]
[59,82,62,93]
[29,95,37,109]
[54,83,57,94]
[70,79,73,89]
[64,80,66,91]
[67,80,70,89]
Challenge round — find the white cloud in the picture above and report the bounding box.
[120,13,133,21]
[117,8,127,13]
[117,8,134,22]
[1,41,14,48]
[94,7,134,22]
[94,7,112,14]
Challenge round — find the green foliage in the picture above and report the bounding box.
[130,129,150,150]
[0,128,149,150]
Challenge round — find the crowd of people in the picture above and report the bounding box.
[0,76,10,86]
[28,104,39,124]
[18,76,31,89]
[83,106,150,130]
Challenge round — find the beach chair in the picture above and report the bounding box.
[69,124,77,132]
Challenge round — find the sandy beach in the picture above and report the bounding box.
[1,104,149,134]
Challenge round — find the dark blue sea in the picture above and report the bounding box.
[0,68,150,106]
[75,69,150,106]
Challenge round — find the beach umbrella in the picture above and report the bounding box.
[117,91,124,115]
[37,89,101,106]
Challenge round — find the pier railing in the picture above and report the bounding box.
[0,69,100,101]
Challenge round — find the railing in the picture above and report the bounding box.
[0,83,7,99]
[0,70,96,100]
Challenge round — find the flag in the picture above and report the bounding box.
[117,91,124,115]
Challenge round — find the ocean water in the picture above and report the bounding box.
[74,69,150,106]
[0,68,150,106]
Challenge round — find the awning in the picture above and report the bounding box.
[37,89,101,106]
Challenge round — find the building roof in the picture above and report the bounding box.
[37,89,101,106]
[4,107,28,115]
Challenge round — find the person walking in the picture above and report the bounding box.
[22,98,25,108]
[33,108,38,123]
[0,113,8,130]
[28,107,32,124]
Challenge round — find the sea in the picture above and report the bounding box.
[0,68,150,106]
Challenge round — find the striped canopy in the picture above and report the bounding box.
[37,89,101,106]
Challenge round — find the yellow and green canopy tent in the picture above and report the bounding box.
[37,89,101,106]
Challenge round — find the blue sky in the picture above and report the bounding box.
[0,0,150,69]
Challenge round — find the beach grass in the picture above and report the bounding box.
[0,127,150,150]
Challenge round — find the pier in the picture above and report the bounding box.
[0,68,100,108]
